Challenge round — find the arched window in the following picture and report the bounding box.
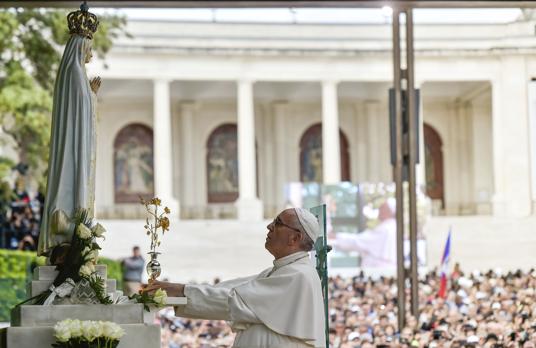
[114,124,154,203]
[206,124,239,203]
[299,123,350,182]
[424,123,444,208]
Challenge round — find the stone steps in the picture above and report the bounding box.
[27,278,116,298]
[32,265,107,281]
[11,304,146,327]
[1,265,187,348]
[0,323,160,348]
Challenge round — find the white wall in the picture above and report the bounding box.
[95,97,153,218]
[422,93,493,215]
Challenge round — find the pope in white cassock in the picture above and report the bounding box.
[143,208,326,347]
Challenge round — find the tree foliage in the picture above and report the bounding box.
[0,8,126,188]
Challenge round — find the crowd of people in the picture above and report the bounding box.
[155,265,536,348]
[0,180,43,251]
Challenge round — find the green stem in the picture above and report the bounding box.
[153,205,158,252]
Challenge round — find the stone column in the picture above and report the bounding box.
[322,80,341,184]
[236,80,263,221]
[454,101,474,214]
[529,81,536,212]
[273,101,288,210]
[491,56,532,217]
[365,101,381,181]
[180,102,197,217]
[153,79,179,218]
[354,102,368,181]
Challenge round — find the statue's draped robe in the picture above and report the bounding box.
[38,35,96,256]
[174,251,326,348]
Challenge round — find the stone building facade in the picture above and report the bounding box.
[89,16,536,221]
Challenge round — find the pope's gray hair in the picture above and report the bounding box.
[290,208,314,251]
[299,232,314,251]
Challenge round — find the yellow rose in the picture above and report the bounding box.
[160,217,170,232]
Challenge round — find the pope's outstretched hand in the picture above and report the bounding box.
[141,280,185,297]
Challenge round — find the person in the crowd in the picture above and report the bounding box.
[121,245,145,296]
[144,208,326,348]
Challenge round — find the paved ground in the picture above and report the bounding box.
[98,216,536,283]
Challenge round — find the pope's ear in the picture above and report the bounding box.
[288,231,302,245]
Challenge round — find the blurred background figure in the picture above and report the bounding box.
[121,246,145,296]
[329,198,397,268]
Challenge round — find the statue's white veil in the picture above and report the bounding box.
[38,35,96,256]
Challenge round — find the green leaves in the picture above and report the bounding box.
[87,274,113,305]
[129,291,156,312]
[72,208,94,228]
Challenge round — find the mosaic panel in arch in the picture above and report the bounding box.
[114,124,154,203]
[207,124,239,203]
[299,123,351,183]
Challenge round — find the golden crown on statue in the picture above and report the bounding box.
[67,1,99,39]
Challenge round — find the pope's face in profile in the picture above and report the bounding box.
[265,210,299,258]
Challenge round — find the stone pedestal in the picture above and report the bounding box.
[0,265,186,348]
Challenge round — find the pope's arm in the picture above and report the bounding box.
[166,275,262,324]
[174,282,262,324]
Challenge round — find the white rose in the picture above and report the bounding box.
[54,321,71,342]
[110,324,125,340]
[101,321,114,338]
[79,263,96,277]
[82,321,100,342]
[76,224,92,239]
[102,321,124,340]
[91,223,106,238]
[68,319,82,338]
[153,288,168,307]
[86,249,99,262]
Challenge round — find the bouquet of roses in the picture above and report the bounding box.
[52,319,124,348]
[129,288,168,312]
[18,209,111,306]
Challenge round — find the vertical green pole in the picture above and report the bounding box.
[311,204,331,348]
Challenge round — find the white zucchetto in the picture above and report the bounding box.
[293,208,320,241]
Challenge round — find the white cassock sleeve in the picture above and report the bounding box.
[332,232,373,254]
[174,275,263,324]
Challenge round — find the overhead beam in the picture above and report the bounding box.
[3,1,536,8]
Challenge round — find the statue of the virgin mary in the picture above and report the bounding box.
[38,4,101,256]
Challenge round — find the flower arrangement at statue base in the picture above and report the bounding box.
[52,319,124,348]
[19,208,111,306]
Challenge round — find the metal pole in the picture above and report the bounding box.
[392,9,406,331]
[405,8,419,319]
